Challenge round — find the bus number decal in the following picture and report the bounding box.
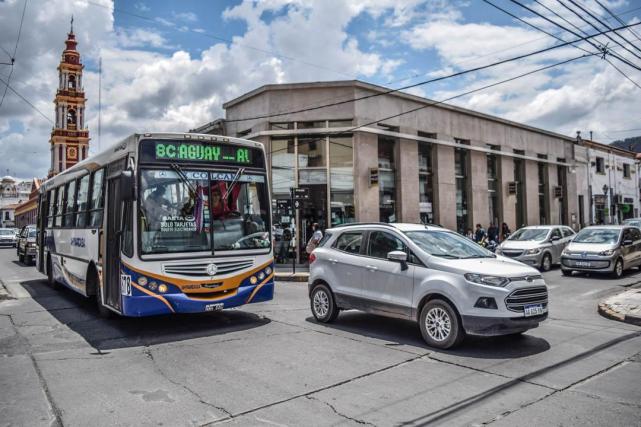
[120,274,132,296]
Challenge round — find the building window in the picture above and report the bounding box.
[68,74,76,89]
[58,145,63,171]
[487,146,499,226]
[419,131,437,139]
[596,157,605,174]
[623,163,631,178]
[328,119,352,128]
[538,162,548,224]
[513,150,526,228]
[418,140,435,224]
[557,158,568,224]
[298,121,325,129]
[455,147,469,234]
[330,135,354,226]
[270,122,294,130]
[271,138,295,198]
[298,137,326,168]
[67,109,76,126]
[378,135,397,223]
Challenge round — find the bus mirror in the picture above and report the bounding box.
[120,170,136,201]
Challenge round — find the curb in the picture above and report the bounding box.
[0,278,14,301]
[274,273,309,283]
[598,302,641,327]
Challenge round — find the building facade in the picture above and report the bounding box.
[193,81,634,258]
[579,140,640,224]
[49,21,90,177]
[14,178,42,228]
[0,176,31,227]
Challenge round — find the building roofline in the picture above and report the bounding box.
[222,80,581,143]
[582,139,638,158]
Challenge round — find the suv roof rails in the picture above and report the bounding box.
[331,222,397,229]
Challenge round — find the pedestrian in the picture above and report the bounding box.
[465,229,474,240]
[305,222,323,256]
[474,223,487,243]
[280,224,292,262]
[488,223,499,243]
[501,222,511,242]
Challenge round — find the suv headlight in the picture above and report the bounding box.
[599,249,615,256]
[464,273,511,287]
[524,248,540,255]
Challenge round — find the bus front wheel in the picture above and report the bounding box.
[46,256,59,289]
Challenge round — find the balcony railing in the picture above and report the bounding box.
[56,89,85,97]
[51,129,89,137]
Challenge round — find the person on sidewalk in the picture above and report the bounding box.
[474,224,487,243]
[305,223,323,257]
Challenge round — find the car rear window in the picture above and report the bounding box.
[318,232,333,247]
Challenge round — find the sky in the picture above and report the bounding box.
[1,0,641,179]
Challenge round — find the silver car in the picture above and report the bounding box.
[308,223,548,349]
[560,225,641,278]
[0,228,17,247]
[496,226,575,271]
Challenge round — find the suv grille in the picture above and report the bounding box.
[502,249,524,258]
[163,259,254,277]
[505,286,548,313]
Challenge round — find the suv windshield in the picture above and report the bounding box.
[573,228,620,244]
[509,228,549,241]
[404,230,494,259]
[26,229,36,238]
[139,169,270,254]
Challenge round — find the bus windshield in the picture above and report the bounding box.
[139,169,270,254]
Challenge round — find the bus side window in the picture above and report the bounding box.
[63,181,77,227]
[89,169,105,228]
[121,201,134,257]
[54,186,64,227]
[75,175,90,228]
[47,189,56,228]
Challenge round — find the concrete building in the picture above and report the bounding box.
[577,140,640,224]
[0,176,31,227]
[193,80,612,256]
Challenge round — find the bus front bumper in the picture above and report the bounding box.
[121,281,274,317]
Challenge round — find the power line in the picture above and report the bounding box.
[84,0,356,80]
[489,0,641,91]
[268,52,597,157]
[225,20,641,123]
[0,0,28,110]
[594,0,641,44]
[0,75,53,125]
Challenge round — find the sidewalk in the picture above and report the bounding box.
[598,287,641,326]
[274,263,309,282]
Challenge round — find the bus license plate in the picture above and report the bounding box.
[205,303,224,312]
[524,304,544,317]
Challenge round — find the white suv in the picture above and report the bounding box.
[308,223,548,349]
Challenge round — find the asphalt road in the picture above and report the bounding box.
[1,247,640,427]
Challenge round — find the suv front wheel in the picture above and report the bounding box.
[419,299,465,349]
[310,284,339,323]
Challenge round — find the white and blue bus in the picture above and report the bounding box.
[36,132,274,316]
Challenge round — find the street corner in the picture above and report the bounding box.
[598,287,641,326]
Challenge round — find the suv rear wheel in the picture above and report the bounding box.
[419,299,464,349]
[310,284,339,323]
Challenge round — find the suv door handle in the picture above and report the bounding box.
[365,265,378,271]
[328,258,338,264]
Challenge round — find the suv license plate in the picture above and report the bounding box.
[205,303,224,312]
[524,304,545,316]
[575,261,592,267]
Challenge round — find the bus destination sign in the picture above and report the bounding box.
[153,141,252,164]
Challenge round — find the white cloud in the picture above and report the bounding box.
[173,11,198,23]
[115,28,170,49]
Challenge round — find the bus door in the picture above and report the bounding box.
[36,193,47,272]
[104,176,123,312]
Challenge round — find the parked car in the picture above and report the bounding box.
[308,223,548,349]
[560,225,641,278]
[495,225,575,271]
[0,228,17,247]
[622,218,641,229]
[16,225,37,265]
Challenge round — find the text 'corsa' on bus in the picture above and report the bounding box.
[35,133,274,317]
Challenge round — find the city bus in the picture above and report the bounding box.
[35,132,274,316]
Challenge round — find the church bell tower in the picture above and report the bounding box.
[49,17,90,177]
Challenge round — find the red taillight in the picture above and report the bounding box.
[309,252,316,263]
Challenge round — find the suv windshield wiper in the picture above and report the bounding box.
[460,254,496,259]
[432,254,461,259]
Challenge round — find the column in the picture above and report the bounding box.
[434,143,457,230]
[469,146,489,228]
[353,131,379,222]
[397,131,420,222]
[547,163,560,224]
[565,165,579,229]
[500,155,516,232]
[525,159,540,225]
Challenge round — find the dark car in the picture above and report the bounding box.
[17,225,37,265]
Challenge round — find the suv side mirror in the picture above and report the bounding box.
[623,239,633,247]
[551,235,561,241]
[387,250,408,271]
[119,170,136,202]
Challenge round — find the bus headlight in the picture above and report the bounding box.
[249,276,258,285]
[258,272,266,280]
[148,281,158,291]
[265,266,272,275]
[138,277,148,286]
[158,284,168,293]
